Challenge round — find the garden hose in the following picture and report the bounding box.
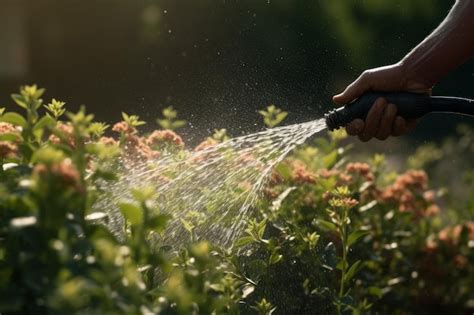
[325,91,474,131]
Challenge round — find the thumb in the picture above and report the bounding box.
[332,76,368,105]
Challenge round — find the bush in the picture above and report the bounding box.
[0,86,473,314]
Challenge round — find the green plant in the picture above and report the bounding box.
[0,85,473,314]
[259,105,288,128]
[156,106,186,130]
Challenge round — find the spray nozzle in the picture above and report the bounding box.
[325,91,474,131]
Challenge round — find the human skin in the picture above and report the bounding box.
[333,0,474,142]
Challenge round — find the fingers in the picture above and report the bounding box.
[375,103,397,140]
[345,119,364,135]
[359,97,387,142]
[392,117,418,136]
[333,72,370,105]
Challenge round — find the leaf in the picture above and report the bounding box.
[275,163,292,180]
[33,115,55,131]
[11,94,27,108]
[180,218,194,232]
[344,260,363,283]
[0,133,22,142]
[119,203,143,225]
[0,112,27,128]
[147,215,169,232]
[367,286,383,298]
[347,230,370,247]
[322,151,338,168]
[171,120,186,129]
[316,219,337,232]
[234,236,254,248]
[269,252,282,265]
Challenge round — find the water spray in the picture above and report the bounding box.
[325,91,474,131]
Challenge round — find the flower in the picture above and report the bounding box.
[346,162,374,181]
[146,130,184,147]
[194,138,218,151]
[112,121,137,135]
[122,135,160,162]
[291,160,316,184]
[33,158,82,192]
[0,141,17,158]
[99,136,118,146]
[49,123,76,148]
[0,122,17,134]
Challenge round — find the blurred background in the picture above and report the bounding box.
[0,0,472,145]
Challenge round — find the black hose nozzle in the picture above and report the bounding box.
[325,91,474,131]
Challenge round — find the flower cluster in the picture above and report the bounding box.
[49,122,77,148]
[112,121,137,135]
[379,170,439,218]
[33,158,82,192]
[146,130,184,148]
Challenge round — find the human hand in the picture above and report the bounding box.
[333,63,432,141]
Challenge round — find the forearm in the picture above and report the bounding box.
[401,0,474,87]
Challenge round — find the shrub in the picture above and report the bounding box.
[0,86,473,314]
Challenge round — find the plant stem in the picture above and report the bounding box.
[337,207,349,314]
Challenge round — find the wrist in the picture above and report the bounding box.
[398,58,435,91]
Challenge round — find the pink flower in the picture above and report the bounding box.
[194,138,218,151]
[346,162,374,182]
[49,123,76,148]
[291,161,316,184]
[99,136,118,146]
[112,121,136,135]
[146,130,184,147]
[33,158,82,192]
[0,122,17,135]
[0,141,17,158]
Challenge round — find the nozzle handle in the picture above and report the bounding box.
[325,91,474,131]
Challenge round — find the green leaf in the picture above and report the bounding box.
[0,133,22,142]
[180,218,194,232]
[269,252,283,265]
[33,115,55,131]
[367,286,383,298]
[316,219,337,232]
[11,94,27,108]
[119,203,143,225]
[147,215,169,232]
[171,120,186,129]
[275,163,291,180]
[322,151,338,168]
[347,230,370,247]
[234,236,254,248]
[0,112,27,128]
[344,260,363,283]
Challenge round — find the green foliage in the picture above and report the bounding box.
[156,106,186,130]
[122,112,146,128]
[44,98,66,120]
[259,105,288,128]
[0,85,473,314]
